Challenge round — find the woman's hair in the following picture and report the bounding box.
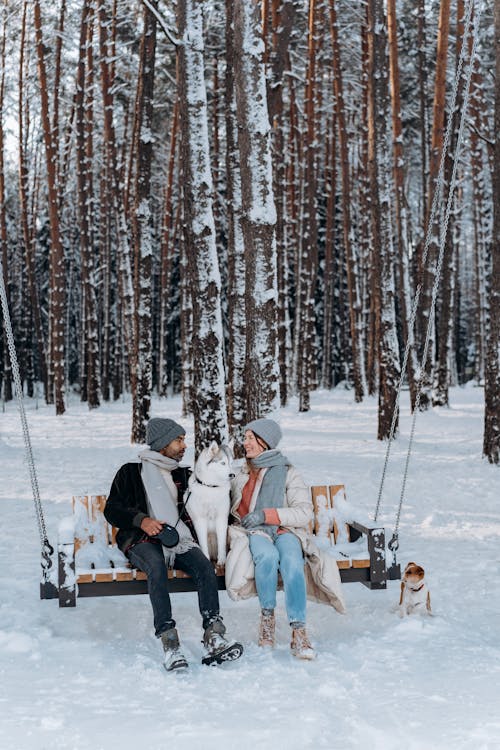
[245,430,269,470]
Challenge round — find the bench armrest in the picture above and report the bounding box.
[348,521,387,589]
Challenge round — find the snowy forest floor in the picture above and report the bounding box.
[0,385,499,750]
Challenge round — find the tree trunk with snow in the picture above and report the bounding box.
[130,1,157,443]
[34,0,66,415]
[0,9,12,402]
[329,0,365,403]
[177,0,228,453]
[267,0,296,407]
[18,2,47,399]
[75,0,100,409]
[97,0,134,381]
[233,0,279,420]
[433,3,466,407]
[367,0,401,440]
[418,0,451,410]
[387,0,418,410]
[483,0,500,464]
[158,99,179,397]
[294,0,319,413]
[225,0,246,438]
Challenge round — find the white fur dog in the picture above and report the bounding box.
[186,441,234,567]
[399,562,432,617]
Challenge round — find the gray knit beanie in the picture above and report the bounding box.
[244,418,282,449]
[146,417,185,452]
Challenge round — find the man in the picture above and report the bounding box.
[104,417,243,672]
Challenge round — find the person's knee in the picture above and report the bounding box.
[280,551,305,579]
[187,552,217,585]
[253,545,279,574]
[132,552,165,580]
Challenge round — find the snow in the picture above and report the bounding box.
[1,385,499,750]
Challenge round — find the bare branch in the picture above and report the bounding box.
[141,0,179,47]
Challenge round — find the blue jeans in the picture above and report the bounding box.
[127,542,221,637]
[249,532,307,624]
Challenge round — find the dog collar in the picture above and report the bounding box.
[194,475,220,489]
[408,582,425,592]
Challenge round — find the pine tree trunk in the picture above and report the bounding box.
[268,0,296,407]
[34,0,66,414]
[329,0,364,402]
[158,99,179,397]
[295,0,319,413]
[0,10,12,401]
[469,61,490,383]
[130,1,157,443]
[483,0,500,464]
[225,0,246,437]
[387,0,418,410]
[433,3,466,407]
[321,112,336,389]
[75,0,100,409]
[177,0,228,453]
[367,0,401,440]
[97,0,134,370]
[18,46,47,398]
[418,0,451,410]
[233,0,279,420]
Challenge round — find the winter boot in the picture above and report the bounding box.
[258,609,276,648]
[201,618,244,666]
[160,628,188,672]
[290,624,315,661]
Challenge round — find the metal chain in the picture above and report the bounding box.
[0,257,54,573]
[374,0,480,536]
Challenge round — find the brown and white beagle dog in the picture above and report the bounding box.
[399,562,432,616]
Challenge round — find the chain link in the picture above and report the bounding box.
[0,257,53,573]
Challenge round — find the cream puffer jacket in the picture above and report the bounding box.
[224,463,346,614]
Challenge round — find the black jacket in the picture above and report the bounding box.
[104,462,191,552]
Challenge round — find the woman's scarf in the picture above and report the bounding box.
[249,449,289,539]
[139,449,197,564]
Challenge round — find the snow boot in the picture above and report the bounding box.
[290,624,315,661]
[201,618,244,666]
[160,628,188,672]
[258,609,276,648]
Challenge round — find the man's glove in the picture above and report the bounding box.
[241,510,266,528]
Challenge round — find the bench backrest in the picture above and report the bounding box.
[73,485,349,552]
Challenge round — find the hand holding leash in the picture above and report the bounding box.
[241,510,265,528]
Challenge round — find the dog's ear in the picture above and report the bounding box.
[227,438,235,456]
[208,440,219,457]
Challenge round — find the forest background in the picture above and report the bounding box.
[0,0,498,462]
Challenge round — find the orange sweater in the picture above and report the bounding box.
[239,469,281,527]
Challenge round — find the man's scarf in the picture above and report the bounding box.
[139,449,197,564]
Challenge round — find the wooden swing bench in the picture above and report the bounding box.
[57,485,397,608]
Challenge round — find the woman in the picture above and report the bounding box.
[225,418,345,660]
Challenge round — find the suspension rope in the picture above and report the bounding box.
[0,256,54,578]
[374,0,481,548]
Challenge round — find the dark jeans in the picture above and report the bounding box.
[127,541,221,637]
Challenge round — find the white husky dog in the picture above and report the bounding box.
[186,441,234,567]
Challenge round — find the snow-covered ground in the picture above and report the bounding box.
[1,385,499,750]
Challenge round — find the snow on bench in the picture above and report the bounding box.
[57,486,388,607]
